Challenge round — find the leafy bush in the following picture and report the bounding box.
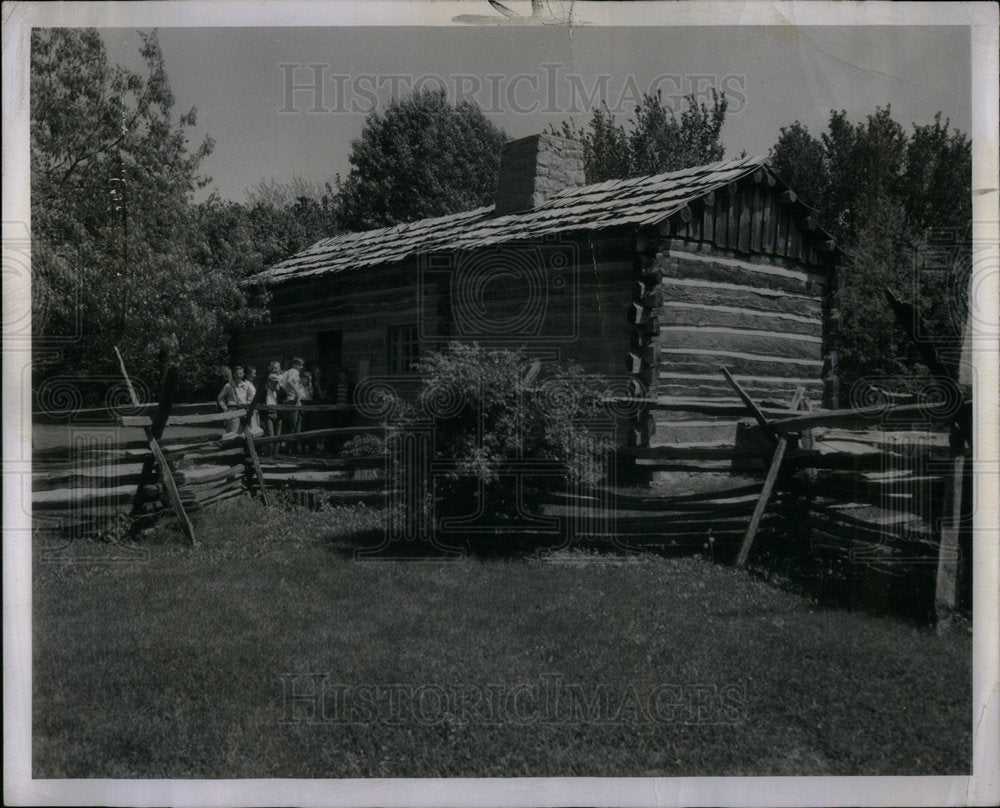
[341,434,386,457]
[394,343,613,528]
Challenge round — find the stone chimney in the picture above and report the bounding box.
[493,133,586,215]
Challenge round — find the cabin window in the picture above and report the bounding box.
[387,323,420,373]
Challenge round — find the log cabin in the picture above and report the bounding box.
[240,132,839,461]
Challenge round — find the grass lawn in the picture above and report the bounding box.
[33,498,971,778]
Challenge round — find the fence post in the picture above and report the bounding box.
[131,365,177,519]
[115,347,196,545]
[734,386,804,568]
[934,442,965,629]
[721,366,778,444]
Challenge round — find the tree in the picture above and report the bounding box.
[31,28,266,396]
[832,195,917,386]
[898,112,972,234]
[563,103,631,184]
[554,89,730,183]
[336,89,507,231]
[769,106,972,392]
[244,175,331,209]
[196,191,339,273]
[246,193,339,269]
[195,175,340,290]
[768,121,830,214]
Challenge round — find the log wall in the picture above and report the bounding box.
[626,175,835,454]
[238,237,636,418]
[243,173,835,457]
[237,263,437,381]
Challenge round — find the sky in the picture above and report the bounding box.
[99,24,972,202]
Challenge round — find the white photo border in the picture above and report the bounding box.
[4,2,998,806]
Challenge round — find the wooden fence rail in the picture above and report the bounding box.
[34,399,953,534]
[33,388,387,539]
[32,369,966,620]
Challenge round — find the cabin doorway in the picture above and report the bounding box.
[315,330,343,398]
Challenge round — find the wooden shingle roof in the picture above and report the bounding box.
[254,155,817,284]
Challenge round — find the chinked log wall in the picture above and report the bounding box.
[244,173,835,462]
[240,265,440,378]
[244,240,639,446]
[627,174,835,457]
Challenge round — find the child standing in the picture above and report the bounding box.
[241,366,259,432]
[216,365,243,434]
[264,372,282,456]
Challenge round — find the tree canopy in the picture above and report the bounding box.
[770,107,972,392]
[554,89,730,183]
[193,188,339,282]
[31,28,267,396]
[335,89,508,231]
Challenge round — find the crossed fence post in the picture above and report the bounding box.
[114,347,196,545]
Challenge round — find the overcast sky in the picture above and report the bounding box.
[99,25,971,202]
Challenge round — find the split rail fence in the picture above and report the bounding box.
[32,359,969,620]
[32,354,387,545]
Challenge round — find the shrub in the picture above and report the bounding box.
[341,434,386,457]
[341,433,387,481]
[395,343,613,528]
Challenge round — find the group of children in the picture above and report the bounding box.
[216,357,352,456]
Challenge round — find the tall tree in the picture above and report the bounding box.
[31,28,266,395]
[898,112,972,234]
[336,89,507,231]
[563,103,630,184]
[768,121,830,215]
[770,106,972,391]
[555,89,730,183]
[196,191,339,273]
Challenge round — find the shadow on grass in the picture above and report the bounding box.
[155,493,946,626]
[322,520,943,626]
[321,524,735,564]
[747,529,941,626]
